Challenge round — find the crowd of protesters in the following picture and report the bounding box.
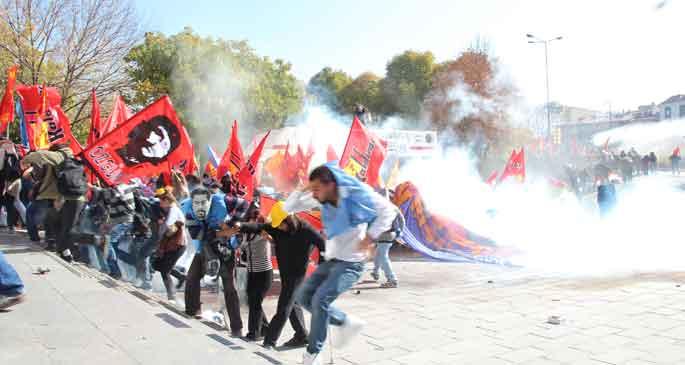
[0,141,405,365]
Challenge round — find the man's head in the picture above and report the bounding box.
[190,187,212,220]
[308,165,338,204]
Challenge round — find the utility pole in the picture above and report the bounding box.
[527,34,563,141]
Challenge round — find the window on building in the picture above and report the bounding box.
[665,106,672,119]
[680,105,685,118]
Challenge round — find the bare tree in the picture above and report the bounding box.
[0,0,141,133]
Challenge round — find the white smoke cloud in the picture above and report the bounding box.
[398,146,685,275]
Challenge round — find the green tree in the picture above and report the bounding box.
[381,50,436,117]
[125,28,303,149]
[338,72,384,119]
[307,67,352,112]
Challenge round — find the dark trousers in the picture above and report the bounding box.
[247,269,273,337]
[56,200,84,255]
[155,246,186,300]
[0,193,18,227]
[185,250,243,332]
[264,272,308,345]
[26,199,54,242]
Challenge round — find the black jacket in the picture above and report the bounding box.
[240,219,325,277]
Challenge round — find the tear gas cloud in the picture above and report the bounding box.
[399,146,685,276]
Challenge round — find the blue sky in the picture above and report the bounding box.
[140,0,684,111]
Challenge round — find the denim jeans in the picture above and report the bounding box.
[296,260,364,354]
[26,199,54,242]
[0,251,24,296]
[373,242,397,282]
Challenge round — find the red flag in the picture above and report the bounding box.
[51,106,83,155]
[272,141,299,193]
[339,116,388,187]
[326,144,338,162]
[237,131,270,201]
[0,65,18,132]
[82,96,195,186]
[16,85,62,150]
[674,147,680,157]
[100,95,131,140]
[486,170,499,186]
[87,89,101,147]
[499,148,525,183]
[217,120,244,178]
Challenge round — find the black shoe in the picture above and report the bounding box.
[230,330,243,338]
[282,336,308,348]
[243,333,263,342]
[262,341,276,351]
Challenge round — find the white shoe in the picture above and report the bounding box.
[302,351,320,365]
[331,315,365,349]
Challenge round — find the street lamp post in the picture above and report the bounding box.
[527,34,563,141]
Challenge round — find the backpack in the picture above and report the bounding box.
[55,150,88,198]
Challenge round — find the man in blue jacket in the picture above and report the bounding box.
[182,187,243,337]
[290,164,397,365]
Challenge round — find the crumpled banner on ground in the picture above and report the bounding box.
[393,181,513,264]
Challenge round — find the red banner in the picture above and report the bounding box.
[82,96,195,186]
[339,116,387,187]
[237,131,270,201]
[217,120,244,179]
[499,148,525,183]
[16,85,62,150]
[326,144,338,162]
[0,65,18,132]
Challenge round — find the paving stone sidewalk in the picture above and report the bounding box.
[5,233,685,365]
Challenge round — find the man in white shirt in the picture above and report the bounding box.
[292,164,396,365]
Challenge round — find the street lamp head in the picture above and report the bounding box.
[528,41,536,44]
[526,33,535,38]
[555,36,563,40]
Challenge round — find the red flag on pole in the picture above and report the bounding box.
[237,131,270,201]
[0,65,18,133]
[339,116,388,187]
[499,148,525,183]
[217,120,244,179]
[51,106,83,155]
[101,95,131,139]
[82,96,195,186]
[326,144,338,162]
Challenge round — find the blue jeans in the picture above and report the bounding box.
[296,260,364,354]
[0,251,24,296]
[26,199,54,242]
[373,242,397,282]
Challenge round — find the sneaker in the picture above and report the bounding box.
[302,351,320,365]
[370,272,379,281]
[0,293,25,310]
[60,250,74,263]
[282,336,308,348]
[262,341,276,351]
[380,281,398,289]
[331,315,365,349]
